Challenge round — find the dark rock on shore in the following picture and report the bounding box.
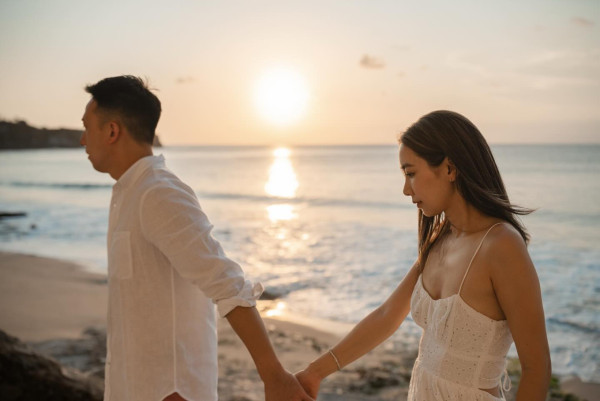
[30,327,107,381]
[0,212,27,219]
[350,363,410,394]
[259,289,282,300]
[0,329,103,401]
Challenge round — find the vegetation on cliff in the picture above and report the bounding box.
[0,120,162,149]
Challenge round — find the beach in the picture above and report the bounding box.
[0,251,412,400]
[1,251,597,401]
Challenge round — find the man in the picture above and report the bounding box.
[80,75,312,401]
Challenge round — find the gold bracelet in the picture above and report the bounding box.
[328,349,342,370]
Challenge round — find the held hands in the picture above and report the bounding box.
[263,368,315,401]
[295,368,322,399]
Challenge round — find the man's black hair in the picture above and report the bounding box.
[85,75,161,145]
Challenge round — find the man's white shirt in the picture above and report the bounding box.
[104,154,261,401]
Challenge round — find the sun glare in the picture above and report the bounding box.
[265,147,298,198]
[254,68,309,126]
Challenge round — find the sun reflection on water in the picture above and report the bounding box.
[266,204,297,221]
[265,147,298,199]
[264,301,287,317]
[265,147,298,222]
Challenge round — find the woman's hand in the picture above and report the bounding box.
[295,368,322,399]
[264,369,314,401]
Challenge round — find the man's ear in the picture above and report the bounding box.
[107,121,121,144]
[446,158,457,183]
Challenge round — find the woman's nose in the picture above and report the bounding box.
[402,179,412,196]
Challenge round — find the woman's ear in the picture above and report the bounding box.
[446,158,457,183]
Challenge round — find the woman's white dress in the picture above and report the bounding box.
[408,223,513,400]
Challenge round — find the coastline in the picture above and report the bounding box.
[0,251,596,401]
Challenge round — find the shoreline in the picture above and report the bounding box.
[0,251,597,401]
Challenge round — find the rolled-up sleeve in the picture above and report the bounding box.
[139,179,263,317]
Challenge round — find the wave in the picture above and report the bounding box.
[197,190,409,210]
[534,208,600,222]
[4,181,112,190]
[547,317,600,335]
[2,181,410,210]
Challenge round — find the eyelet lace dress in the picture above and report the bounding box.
[408,223,513,400]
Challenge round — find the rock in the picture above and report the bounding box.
[0,329,103,401]
[0,212,27,219]
[259,289,282,300]
[30,327,106,380]
[348,366,405,395]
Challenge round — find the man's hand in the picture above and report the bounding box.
[295,368,321,399]
[225,307,314,400]
[264,369,315,401]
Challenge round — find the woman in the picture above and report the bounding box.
[296,111,551,400]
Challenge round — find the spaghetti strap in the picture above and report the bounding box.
[458,222,503,295]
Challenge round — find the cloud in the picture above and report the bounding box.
[521,49,600,78]
[446,49,600,93]
[176,76,194,84]
[359,55,385,69]
[571,17,594,27]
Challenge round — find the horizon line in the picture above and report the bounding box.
[157,142,600,147]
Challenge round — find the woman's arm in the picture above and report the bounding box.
[296,262,420,397]
[488,227,552,401]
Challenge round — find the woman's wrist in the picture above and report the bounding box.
[307,351,340,380]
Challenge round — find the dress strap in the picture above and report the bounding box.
[500,367,513,399]
[458,222,503,295]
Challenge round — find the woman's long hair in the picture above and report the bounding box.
[399,110,532,271]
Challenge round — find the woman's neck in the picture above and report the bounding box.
[444,198,497,237]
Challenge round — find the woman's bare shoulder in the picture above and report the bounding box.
[483,222,533,275]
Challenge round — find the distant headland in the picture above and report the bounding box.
[0,120,162,149]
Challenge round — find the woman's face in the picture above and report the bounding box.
[399,144,455,217]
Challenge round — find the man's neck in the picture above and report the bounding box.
[109,146,154,181]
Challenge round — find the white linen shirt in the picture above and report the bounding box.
[104,154,262,401]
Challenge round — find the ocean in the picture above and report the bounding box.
[0,144,598,381]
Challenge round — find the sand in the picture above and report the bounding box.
[0,252,108,342]
[0,251,597,401]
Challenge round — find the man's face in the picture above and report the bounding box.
[81,99,111,173]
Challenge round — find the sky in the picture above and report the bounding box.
[0,0,598,145]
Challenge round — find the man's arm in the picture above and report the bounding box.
[140,184,312,399]
[226,306,314,401]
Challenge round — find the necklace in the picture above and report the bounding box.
[449,220,502,236]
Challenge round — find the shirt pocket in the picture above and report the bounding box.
[109,231,133,279]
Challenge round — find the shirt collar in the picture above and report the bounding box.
[114,154,165,191]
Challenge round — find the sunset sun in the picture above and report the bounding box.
[254,67,309,126]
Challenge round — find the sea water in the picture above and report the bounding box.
[0,144,598,381]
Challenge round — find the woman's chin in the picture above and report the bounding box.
[419,208,439,218]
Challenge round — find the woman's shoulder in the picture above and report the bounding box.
[487,221,525,245]
[482,221,533,273]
